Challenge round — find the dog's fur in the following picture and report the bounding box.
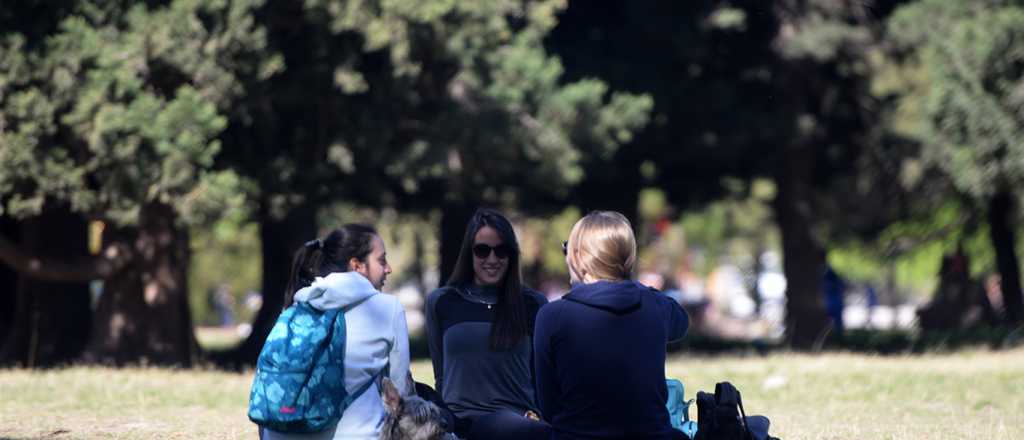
[379,377,450,440]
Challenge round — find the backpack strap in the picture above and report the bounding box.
[719,382,753,440]
[336,294,389,409]
[736,390,754,440]
[342,362,391,409]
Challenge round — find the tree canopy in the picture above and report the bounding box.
[2,0,1024,365]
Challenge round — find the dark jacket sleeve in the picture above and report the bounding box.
[533,302,562,421]
[662,295,690,343]
[425,288,447,393]
[525,289,548,409]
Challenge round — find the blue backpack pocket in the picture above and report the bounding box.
[667,378,698,439]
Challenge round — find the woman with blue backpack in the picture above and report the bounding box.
[534,211,690,440]
[253,224,413,440]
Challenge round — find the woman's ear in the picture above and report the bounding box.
[349,257,364,273]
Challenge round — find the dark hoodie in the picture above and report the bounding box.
[534,280,689,440]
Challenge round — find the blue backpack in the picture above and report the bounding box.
[667,378,699,439]
[248,301,379,433]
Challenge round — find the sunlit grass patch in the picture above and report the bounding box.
[1,349,1021,439]
[195,326,246,352]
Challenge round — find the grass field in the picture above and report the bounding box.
[1,349,1022,439]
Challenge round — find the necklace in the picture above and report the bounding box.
[460,287,496,309]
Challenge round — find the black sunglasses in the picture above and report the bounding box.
[473,243,511,259]
[562,240,568,256]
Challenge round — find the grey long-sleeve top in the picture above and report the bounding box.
[425,284,547,420]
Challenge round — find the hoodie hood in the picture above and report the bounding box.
[293,271,378,311]
[563,280,645,315]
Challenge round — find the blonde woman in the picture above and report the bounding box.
[534,211,689,440]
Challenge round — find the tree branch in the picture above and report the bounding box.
[0,234,132,282]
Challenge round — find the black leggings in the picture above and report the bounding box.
[414,382,549,440]
[462,409,550,440]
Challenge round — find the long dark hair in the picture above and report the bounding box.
[283,224,378,308]
[446,208,527,351]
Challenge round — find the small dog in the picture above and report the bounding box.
[379,377,451,440]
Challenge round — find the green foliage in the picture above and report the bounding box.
[637,187,668,224]
[827,192,1024,298]
[675,180,778,276]
[188,215,262,326]
[825,242,886,283]
[400,0,651,203]
[828,200,975,295]
[518,206,580,278]
[204,0,652,222]
[776,4,872,63]
[0,1,653,350]
[869,48,930,143]
[890,0,1024,198]
[188,188,260,326]
[0,0,267,226]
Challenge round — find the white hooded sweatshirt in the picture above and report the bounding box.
[262,271,412,440]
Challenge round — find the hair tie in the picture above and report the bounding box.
[304,238,323,250]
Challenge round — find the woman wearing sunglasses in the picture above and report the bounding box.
[426,208,549,439]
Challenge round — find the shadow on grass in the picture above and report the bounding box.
[660,324,1024,356]
[836,324,1024,354]
[0,429,72,439]
[200,325,1024,370]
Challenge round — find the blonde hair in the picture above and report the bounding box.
[567,211,637,281]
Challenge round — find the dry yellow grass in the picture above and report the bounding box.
[665,350,1024,439]
[1,348,1021,439]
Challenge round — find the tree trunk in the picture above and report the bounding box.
[82,203,197,366]
[439,201,474,286]
[411,227,428,296]
[0,257,30,367]
[774,144,830,349]
[220,200,316,368]
[0,215,18,347]
[988,190,1023,324]
[0,209,92,367]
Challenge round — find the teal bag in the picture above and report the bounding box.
[248,301,375,433]
[666,378,698,439]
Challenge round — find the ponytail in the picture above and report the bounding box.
[284,239,325,308]
[282,224,378,308]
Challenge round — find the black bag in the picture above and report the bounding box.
[694,382,777,440]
